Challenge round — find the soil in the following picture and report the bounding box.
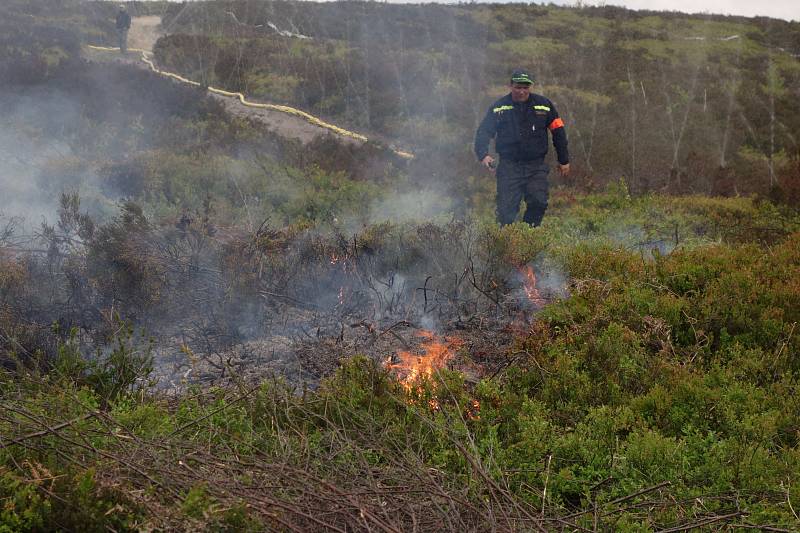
[209,93,362,146]
[128,15,162,52]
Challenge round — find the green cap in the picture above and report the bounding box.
[510,69,533,85]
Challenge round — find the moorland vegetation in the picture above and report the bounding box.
[0,1,799,531]
[151,0,800,200]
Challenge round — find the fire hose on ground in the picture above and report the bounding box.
[87,45,414,160]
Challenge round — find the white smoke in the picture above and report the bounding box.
[0,93,80,226]
[365,188,455,226]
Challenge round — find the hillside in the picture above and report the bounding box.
[1,1,799,531]
[151,1,800,198]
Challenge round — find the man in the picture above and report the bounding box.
[116,5,132,54]
[475,69,570,227]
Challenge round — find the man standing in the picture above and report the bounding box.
[116,5,132,54]
[475,69,570,227]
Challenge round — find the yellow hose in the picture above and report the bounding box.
[86,45,414,159]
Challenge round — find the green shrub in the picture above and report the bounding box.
[53,326,152,405]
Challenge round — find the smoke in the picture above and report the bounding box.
[0,92,80,226]
[419,314,442,333]
[365,188,455,226]
[0,51,221,237]
[607,224,677,257]
[0,84,134,234]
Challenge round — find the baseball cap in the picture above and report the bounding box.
[510,69,534,85]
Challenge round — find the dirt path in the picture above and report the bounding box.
[86,16,370,148]
[127,15,162,52]
[208,94,363,145]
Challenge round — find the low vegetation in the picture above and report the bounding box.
[3,189,799,531]
[1,1,798,531]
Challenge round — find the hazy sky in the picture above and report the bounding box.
[550,0,799,21]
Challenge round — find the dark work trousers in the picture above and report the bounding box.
[117,28,129,54]
[495,159,550,226]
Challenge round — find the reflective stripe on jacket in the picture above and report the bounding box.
[474,93,569,165]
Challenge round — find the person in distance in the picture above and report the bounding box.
[116,5,132,54]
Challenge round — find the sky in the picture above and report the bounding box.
[549,0,799,22]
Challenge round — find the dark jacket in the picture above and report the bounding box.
[116,11,132,30]
[475,93,569,165]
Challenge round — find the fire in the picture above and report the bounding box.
[467,399,481,420]
[385,331,462,395]
[385,332,483,419]
[521,265,546,308]
[329,252,354,272]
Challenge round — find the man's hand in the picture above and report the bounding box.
[481,155,496,172]
[558,163,571,177]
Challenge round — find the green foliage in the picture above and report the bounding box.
[182,483,213,520]
[0,465,143,532]
[247,71,301,101]
[479,221,551,268]
[0,469,49,532]
[489,37,569,62]
[53,325,153,404]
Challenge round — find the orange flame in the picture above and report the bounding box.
[467,399,481,420]
[521,265,546,308]
[330,252,354,272]
[385,331,462,395]
[385,332,483,418]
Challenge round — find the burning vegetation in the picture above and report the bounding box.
[385,330,463,408]
[520,265,547,309]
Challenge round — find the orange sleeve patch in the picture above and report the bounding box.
[548,117,565,131]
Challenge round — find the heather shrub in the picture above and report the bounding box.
[3,2,800,528]
[479,221,551,268]
[0,467,144,533]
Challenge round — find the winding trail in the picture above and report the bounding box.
[87,16,412,158]
[128,15,162,51]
